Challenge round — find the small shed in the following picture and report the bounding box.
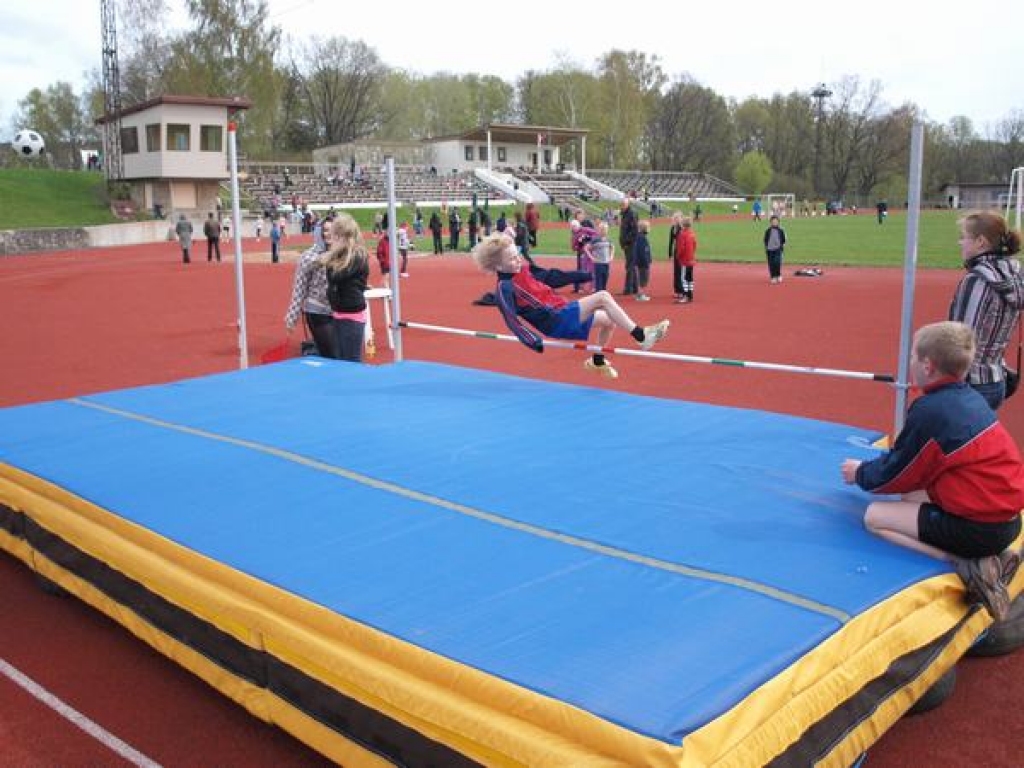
[96,95,251,218]
[939,181,1010,210]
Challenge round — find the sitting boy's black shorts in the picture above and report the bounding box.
[918,503,1021,559]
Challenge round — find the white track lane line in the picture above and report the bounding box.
[0,656,162,768]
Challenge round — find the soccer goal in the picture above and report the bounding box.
[1005,167,1023,231]
[763,193,795,218]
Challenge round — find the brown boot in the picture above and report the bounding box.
[955,556,1011,621]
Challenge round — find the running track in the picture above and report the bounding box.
[1,236,1022,766]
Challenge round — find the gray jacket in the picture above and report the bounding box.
[175,218,193,247]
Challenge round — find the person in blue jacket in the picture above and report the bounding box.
[841,321,1024,620]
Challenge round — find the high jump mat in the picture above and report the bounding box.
[0,359,1011,767]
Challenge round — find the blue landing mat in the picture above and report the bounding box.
[0,359,949,748]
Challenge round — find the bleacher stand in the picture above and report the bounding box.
[241,164,501,212]
[240,162,739,218]
[587,170,741,201]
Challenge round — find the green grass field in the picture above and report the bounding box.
[0,168,121,228]
[654,210,962,269]
[397,208,961,269]
[0,168,964,268]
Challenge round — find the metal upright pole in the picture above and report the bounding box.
[893,122,925,434]
[228,121,249,369]
[1015,167,1023,232]
[385,156,403,361]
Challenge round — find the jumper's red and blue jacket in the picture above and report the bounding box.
[495,269,567,352]
[494,254,597,351]
[855,379,1024,523]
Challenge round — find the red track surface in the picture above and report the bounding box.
[1,236,1022,766]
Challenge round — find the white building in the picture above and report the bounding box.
[427,124,588,174]
[96,95,251,218]
[313,124,589,175]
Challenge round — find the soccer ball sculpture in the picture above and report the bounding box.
[12,130,46,158]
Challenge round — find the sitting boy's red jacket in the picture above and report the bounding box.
[855,379,1024,522]
[376,235,390,271]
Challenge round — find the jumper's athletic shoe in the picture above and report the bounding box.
[956,555,1011,621]
[584,359,619,379]
[640,319,670,351]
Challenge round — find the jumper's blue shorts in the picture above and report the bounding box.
[549,301,594,340]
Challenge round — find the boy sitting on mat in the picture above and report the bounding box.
[841,321,1024,620]
[472,233,670,380]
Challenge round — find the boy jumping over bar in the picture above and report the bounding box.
[472,233,670,379]
[841,321,1024,620]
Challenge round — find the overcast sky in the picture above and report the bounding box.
[3,0,1023,139]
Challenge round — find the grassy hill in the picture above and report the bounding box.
[0,168,120,229]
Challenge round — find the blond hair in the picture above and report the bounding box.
[913,321,975,378]
[638,219,650,234]
[320,213,367,273]
[473,234,513,272]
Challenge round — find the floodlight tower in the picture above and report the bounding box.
[100,0,124,181]
[811,83,832,197]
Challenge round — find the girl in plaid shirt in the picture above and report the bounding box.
[948,211,1024,410]
[284,217,335,358]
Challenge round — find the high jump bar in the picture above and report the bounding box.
[399,320,896,383]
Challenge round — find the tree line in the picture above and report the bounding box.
[7,0,1024,204]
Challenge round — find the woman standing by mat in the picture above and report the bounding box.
[473,233,669,380]
[284,214,336,358]
[323,214,371,362]
[948,211,1024,411]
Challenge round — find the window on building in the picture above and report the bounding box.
[464,145,474,161]
[166,124,190,151]
[200,125,223,152]
[497,147,506,162]
[478,146,488,161]
[145,124,161,152]
[121,126,139,154]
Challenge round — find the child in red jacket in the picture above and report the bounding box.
[841,321,1024,619]
[673,215,697,303]
[375,233,390,287]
